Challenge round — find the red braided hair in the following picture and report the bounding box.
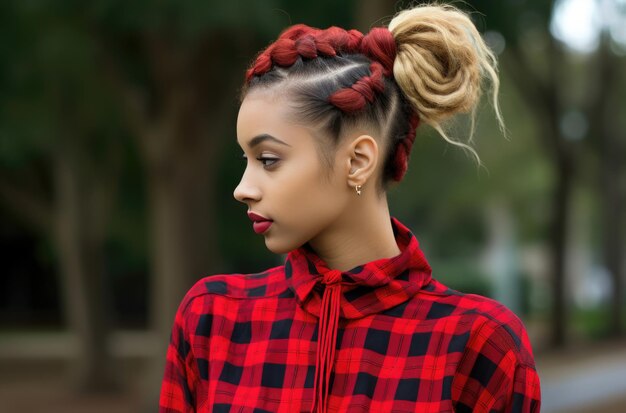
[245,25,363,80]
[360,27,396,76]
[328,62,385,112]
[244,24,420,183]
[392,113,420,181]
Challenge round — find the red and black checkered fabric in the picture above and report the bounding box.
[159,217,541,412]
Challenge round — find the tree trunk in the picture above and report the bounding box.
[549,150,573,347]
[503,33,575,348]
[600,107,625,338]
[138,108,225,412]
[592,41,625,338]
[53,147,117,392]
[146,131,218,341]
[602,139,624,337]
[543,74,578,348]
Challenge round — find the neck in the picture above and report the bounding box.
[307,193,400,272]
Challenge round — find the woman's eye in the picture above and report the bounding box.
[258,157,279,168]
[239,153,279,169]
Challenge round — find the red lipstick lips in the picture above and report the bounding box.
[247,211,273,234]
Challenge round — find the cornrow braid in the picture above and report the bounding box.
[360,27,396,76]
[245,25,363,81]
[391,113,420,182]
[242,4,503,188]
[328,62,386,113]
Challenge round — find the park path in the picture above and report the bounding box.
[536,339,626,413]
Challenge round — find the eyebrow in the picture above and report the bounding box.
[246,134,291,149]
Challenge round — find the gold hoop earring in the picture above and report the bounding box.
[355,185,362,196]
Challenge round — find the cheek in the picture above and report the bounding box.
[262,156,346,253]
[282,166,343,220]
[273,156,341,216]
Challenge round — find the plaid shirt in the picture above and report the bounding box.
[160,217,541,413]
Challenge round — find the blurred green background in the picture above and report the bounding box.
[1,0,625,412]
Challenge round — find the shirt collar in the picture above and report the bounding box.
[285,216,432,319]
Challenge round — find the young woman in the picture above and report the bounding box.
[159,4,541,413]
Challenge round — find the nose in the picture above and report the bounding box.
[233,167,261,204]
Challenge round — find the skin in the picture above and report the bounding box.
[233,89,400,271]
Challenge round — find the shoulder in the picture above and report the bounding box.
[422,279,536,365]
[177,264,292,314]
[429,283,542,411]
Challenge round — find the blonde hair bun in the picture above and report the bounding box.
[389,4,503,157]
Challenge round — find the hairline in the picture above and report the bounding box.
[242,75,392,196]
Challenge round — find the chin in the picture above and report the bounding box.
[264,233,307,255]
[264,238,295,255]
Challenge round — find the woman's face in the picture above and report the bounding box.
[234,90,352,254]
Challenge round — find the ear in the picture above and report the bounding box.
[345,134,378,188]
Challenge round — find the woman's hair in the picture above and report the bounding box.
[241,3,503,193]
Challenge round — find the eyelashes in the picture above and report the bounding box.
[259,157,279,167]
[240,154,280,169]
